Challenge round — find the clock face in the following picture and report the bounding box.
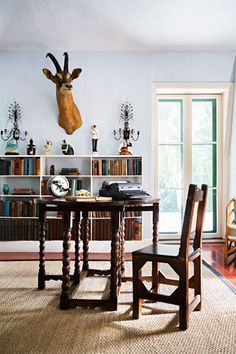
[47,176,70,197]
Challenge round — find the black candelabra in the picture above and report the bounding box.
[1,102,28,142]
[113,102,140,152]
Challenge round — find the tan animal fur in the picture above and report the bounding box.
[43,52,82,135]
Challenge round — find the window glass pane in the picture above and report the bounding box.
[204,188,216,232]
[158,100,183,143]
[192,144,216,187]
[159,145,183,189]
[157,95,218,236]
[192,99,216,143]
[159,188,183,233]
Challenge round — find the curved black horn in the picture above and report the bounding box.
[46,53,62,72]
[63,52,69,72]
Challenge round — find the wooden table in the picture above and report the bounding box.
[37,197,159,311]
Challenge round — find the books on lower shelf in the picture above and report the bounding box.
[0,212,141,240]
[91,211,141,218]
[0,199,37,217]
[91,218,142,240]
[0,218,39,241]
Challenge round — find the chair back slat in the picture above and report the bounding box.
[179,184,208,258]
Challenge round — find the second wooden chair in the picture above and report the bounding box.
[132,184,208,330]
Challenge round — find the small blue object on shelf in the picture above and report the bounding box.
[3,183,9,195]
[5,138,19,155]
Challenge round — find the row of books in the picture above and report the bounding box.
[0,219,39,241]
[92,158,142,176]
[91,211,142,218]
[41,178,83,196]
[0,217,74,241]
[92,218,142,240]
[0,200,38,217]
[0,157,40,175]
[46,218,64,240]
[46,219,86,241]
[0,216,142,241]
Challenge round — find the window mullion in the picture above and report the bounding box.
[184,96,192,199]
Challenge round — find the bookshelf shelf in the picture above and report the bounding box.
[0,175,40,177]
[92,175,141,177]
[41,175,91,178]
[0,154,143,241]
[0,216,38,219]
[0,194,40,197]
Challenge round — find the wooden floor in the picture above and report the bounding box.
[0,242,236,287]
[202,243,236,287]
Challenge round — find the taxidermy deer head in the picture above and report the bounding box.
[43,52,82,135]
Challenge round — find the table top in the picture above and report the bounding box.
[37,196,160,208]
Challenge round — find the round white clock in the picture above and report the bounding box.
[47,175,70,197]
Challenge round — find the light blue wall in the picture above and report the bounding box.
[0,51,235,193]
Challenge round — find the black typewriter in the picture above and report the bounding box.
[99,181,151,200]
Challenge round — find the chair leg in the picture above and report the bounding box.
[179,265,189,330]
[151,261,160,293]
[193,255,201,311]
[133,257,143,319]
[224,239,228,265]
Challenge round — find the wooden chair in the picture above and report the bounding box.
[132,184,208,330]
[224,197,236,264]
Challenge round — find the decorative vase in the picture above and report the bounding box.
[3,184,9,195]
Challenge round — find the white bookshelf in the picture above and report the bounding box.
[0,154,143,240]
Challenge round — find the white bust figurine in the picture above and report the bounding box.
[44,140,53,155]
[90,125,99,153]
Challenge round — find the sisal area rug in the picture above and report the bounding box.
[0,261,235,354]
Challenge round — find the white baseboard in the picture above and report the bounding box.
[0,238,223,253]
[0,240,151,253]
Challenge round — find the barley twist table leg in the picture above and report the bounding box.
[152,202,159,244]
[38,206,46,290]
[82,211,89,271]
[118,214,125,286]
[120,215,125,273]
[60,210,72,310]
[74,211,81,284]
[152,202,159,292]
[109,211,120,310]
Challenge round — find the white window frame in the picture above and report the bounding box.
[151,83,233,240]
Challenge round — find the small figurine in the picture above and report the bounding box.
[119,144,132,155]
[90,124,99,153]
[27,138,36,155]
[50,164,55,175]
[44,140,53,155]
[61,139,74,155]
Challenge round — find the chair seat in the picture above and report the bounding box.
[133,243,195,259]
[227,223,236,238]
[228,234,236,241]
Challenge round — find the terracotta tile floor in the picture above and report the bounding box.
[0,242,236,287]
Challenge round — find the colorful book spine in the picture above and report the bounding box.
[28,158,33,175]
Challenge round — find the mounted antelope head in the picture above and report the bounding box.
[43,52,82,135]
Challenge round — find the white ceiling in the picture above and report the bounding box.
[1,0,236,51]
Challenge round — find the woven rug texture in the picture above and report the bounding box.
[0,261,235,354]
